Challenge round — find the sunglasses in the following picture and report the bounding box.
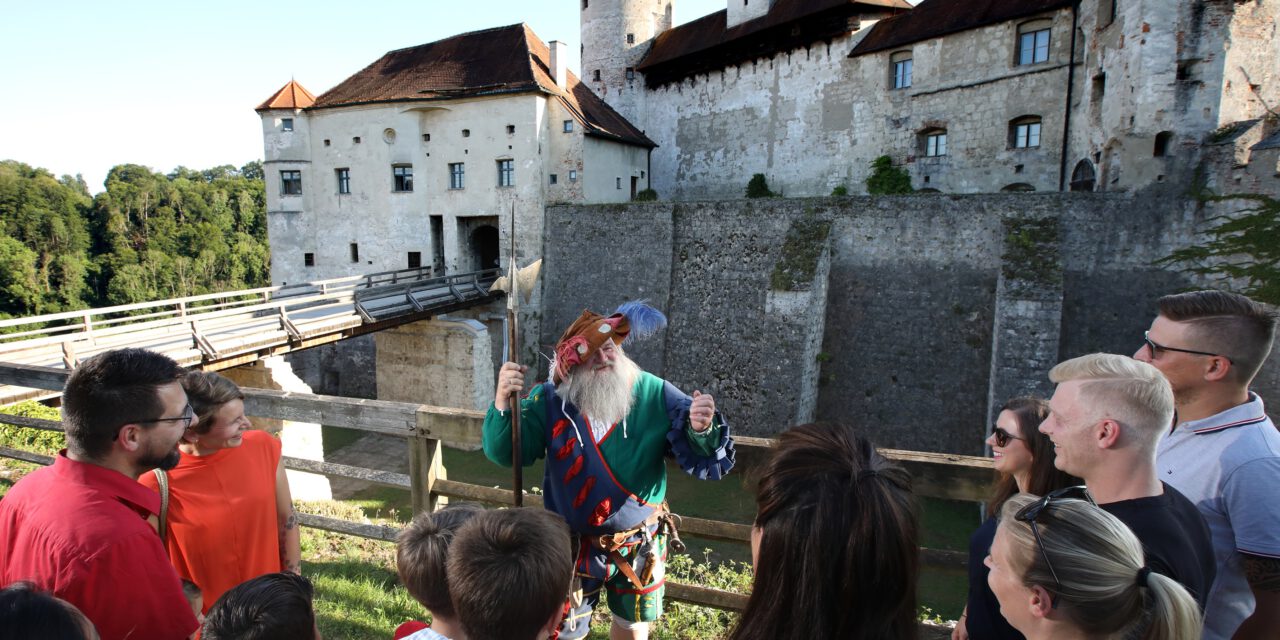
[1143,331,1233,364]
[1014,485,1096,591]
[990,425,1025,448]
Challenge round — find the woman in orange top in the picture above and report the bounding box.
[139,371,302,613]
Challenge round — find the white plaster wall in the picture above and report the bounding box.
[583,136,650,201]
[581,0,672,125]
[727,0,771,29]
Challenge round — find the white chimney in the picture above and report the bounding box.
[548,40,568,88]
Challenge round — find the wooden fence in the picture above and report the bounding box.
[0,364,992,621]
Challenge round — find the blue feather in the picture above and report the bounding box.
[615,300,667,344]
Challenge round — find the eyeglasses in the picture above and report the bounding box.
[136,403,196,430]
[1143,331,1233,363]
[1014,485,1096,590]
[990,425,1024,448]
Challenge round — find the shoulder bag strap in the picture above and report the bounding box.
[152,468,170,542]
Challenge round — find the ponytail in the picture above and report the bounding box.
[1141,571,1202,640]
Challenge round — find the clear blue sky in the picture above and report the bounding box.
[0,0,723,193]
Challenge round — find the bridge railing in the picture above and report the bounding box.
[0,365,989,623]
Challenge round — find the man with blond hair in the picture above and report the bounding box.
[1039,353,1215,608]
[1136,290,1280,640]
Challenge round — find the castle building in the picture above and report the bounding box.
[256,24,653,286]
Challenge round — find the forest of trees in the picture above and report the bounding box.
[0,160,269,321]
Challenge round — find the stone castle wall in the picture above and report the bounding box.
[543,193,1279,454]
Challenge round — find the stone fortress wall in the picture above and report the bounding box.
[541,194,1279,454]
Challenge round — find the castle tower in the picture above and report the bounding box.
[580,0,672,125]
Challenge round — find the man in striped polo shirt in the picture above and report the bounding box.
[1137,290,1280,640]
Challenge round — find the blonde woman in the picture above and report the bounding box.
[139,371,301,613]
[986,491,1202,640]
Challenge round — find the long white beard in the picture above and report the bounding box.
[558,351,641,429]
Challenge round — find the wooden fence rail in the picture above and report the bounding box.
[0,369,992,617]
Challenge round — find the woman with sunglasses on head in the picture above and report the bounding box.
[727,422,920,640]
[954,397,1079,640]
[986,492,1202,640]
[138,371,301,615]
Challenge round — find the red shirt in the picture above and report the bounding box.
[0,452,200,640]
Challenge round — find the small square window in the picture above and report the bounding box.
[280,170,302,196]
[462,129,471,138]
[627,33,635,44]
[924,131,947,157]
[393,165,414,192]
[324,139,331,147]
[423,133,431,142]
[592,70,601,82]
[350,243,359,263]
[626,67,635,81]
[616,177,622,189]
[563,120,574,133]
[282,118,294,132]
[507,125,515,135]
[408,252,422,269]
[304,252,315,267]
[569,170,578,182]
[336,168,351,194]
[582,0,588,8]
[550,174,558,185]
[353,136,362,143]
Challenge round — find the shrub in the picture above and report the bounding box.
[830,185,849,196]
[745,174,774,198]
[0,400,64,455]
[634,188,659,201]
[866,156,913,195]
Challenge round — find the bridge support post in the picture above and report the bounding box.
[409,416,446,514]
[222,356,333,501]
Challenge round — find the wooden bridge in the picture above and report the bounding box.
[0,363,987,638]
[0,267,500,404]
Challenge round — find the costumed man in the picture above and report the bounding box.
[483,301,735,640]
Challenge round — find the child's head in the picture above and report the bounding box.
[446,508,573,640]
[202,573,319,640]
[181,580,204,631]
[395,502,485,618]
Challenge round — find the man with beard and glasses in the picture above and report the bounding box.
[484,301,735,640]
[0,348,201,640]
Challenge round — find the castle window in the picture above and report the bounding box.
[353,136,362,144]
[616,177,622,190]
[627,33,635,44]
[304,252,315,267]
[1017,21,1051,65]
[550,174,558,185]
[281,118,293,132]
[1010,116,1042,149]
[563,120,574,133]
[393,165,413,192]
[280,170,302,196]
[449,163,465,190]
[349,243,359,263]
[497,159,514,187]
[408,252,422,269]
[507,125,515,135]
[1070,159,1096,191]
[569,170,578,182]
[922,129,947,157]
[1100,0,1117,27]
[423,133,431,142]
[890,51,912,89]
[582,0,587,8]
[593,69,601,82]
[336,168,350,195]
[462,129,470,138]
[1153,131,1173,157]
[626,67,635,81]
[324,139,331,146]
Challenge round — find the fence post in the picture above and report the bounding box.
[410,409,447,514]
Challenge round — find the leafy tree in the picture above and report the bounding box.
[1159,194,1280,305]
[865,155,913,195]
[745,173,773,198]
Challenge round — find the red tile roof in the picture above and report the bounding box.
[637,0,911,86]
[848,0,1076,57]
[303,24,653,148]
[255,80,316,111]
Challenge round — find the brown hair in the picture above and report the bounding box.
[1158,290,1278,385]
[447,508,572,640]
[728,423,920,640]
[987,397,1080,517]
[181,371,245,435]
[61,348,186,460]
[396,503,485,617]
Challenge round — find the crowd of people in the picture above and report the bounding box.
[0,289,1276,640]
